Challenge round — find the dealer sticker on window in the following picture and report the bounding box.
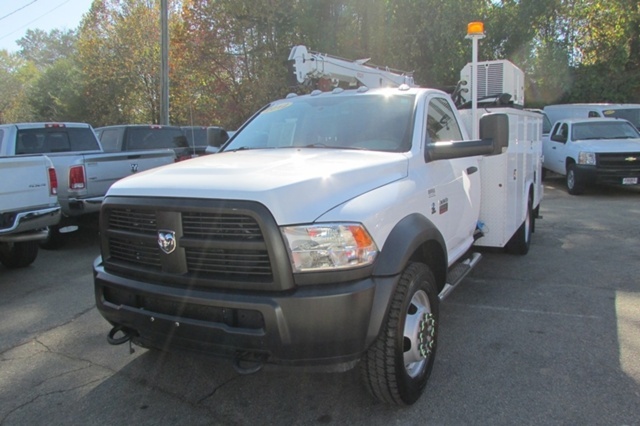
[622,177,638,185]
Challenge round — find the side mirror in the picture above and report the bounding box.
[207,127,229,149]
[550,134,567,143]
[479,112,509,155]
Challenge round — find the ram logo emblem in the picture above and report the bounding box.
[130,163,139,173]
[158,230,176,254]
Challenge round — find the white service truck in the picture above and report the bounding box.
[93,45,543,405]
[543,117,640,194]
[544,103,640,130]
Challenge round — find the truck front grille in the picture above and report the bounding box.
[597,152,640,172]
[182,212,263,240]
[100,198,293,291]
[109,236,161,268]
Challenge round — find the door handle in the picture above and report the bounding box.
[466,166,478,175]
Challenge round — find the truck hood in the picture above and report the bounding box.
[109,148,408,224]
[572,138,640,152]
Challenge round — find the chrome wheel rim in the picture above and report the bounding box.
[403,289,435,378]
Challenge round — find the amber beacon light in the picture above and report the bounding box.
[467,21,485,36]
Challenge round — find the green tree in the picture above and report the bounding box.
[0,51,37,123]
[566,0,640,102]
[28,57,86,121]
[17,28,77,70]
[77,0,167,126]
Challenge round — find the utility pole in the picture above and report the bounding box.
[160,0,169,125]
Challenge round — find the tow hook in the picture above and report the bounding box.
[107,325,137,354]
[232,351,265,375]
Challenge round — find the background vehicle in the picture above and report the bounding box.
[0,155,60,268]
[181,126,230,156]
[96,124,193,161]
[544,103,640,130]
[0,122,176,247]
[93,45,542,406]
[542,117,640,194]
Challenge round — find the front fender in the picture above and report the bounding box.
[373,213,447,281]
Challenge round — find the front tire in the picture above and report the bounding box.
[566,164,584,195]
[360,262,439,405]
[0,241,39,268]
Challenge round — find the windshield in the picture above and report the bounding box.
[224,93,416,153]
[572,121,640,140]
[603,108,640,130]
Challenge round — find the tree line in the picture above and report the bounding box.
[0,0,638,130]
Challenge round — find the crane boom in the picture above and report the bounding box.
[288,45,417,89]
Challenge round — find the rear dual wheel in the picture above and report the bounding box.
[360,262,439,405]
[506,194,533,255]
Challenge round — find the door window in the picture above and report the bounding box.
[426,97,463,142]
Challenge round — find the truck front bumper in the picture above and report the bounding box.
[575,164,640,186]
[93,256,396,366]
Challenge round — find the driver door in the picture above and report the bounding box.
[423,96,481,262]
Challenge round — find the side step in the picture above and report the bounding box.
[438,252,482,301]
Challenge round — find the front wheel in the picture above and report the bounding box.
[0,241,39,268]
[566,164,584,195]
[360,262,439,405]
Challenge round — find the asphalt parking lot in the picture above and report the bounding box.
[1,176,639,425]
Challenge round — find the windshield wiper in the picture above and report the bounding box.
[300,144,369,151]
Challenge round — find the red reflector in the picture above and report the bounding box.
[45,123,66,128]
[48,167,58,196]
[69,165,86,189]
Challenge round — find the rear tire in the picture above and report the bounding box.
[506,195,532,255]
[0,241,39,268]
[360,262,439,405]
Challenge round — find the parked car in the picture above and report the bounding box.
[542,117,640,194]
[96,124,193,161]
[0,122,176,247]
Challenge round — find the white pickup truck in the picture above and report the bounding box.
[0,122,176,247]
[93,79,542,405]
[542,117,640,194]
[0,155,61,268]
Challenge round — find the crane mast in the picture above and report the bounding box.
[288,45,417,89]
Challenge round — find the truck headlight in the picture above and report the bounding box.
[281,223,378,272]
[578,152,596,165]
